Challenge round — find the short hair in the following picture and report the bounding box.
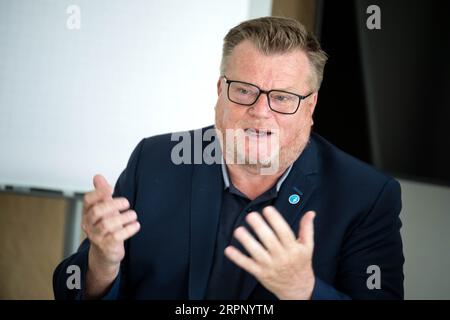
[221,16,328,91]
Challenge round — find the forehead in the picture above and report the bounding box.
[226,40,312,90]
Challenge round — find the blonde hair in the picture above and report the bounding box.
[221,16,328,91]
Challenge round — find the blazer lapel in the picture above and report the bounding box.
[238,138,319,300]
[188,130,223,299]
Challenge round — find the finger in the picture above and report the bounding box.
[262,206,296,247]
[108,221,141,242]
[224,245,262,276]
[93,174,113,195]
[83,188,113,211]
[298,211,316,249]
[233,226,271,264]
[85,197,130,226]
[246,212,283,254]
[92,210,137,237]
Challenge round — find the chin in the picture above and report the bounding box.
[235,150,281,174]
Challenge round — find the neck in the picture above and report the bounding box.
[226,163,288,200]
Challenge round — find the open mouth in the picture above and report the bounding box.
[244,128,273,137]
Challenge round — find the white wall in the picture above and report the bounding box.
[399,178,450,299]
[0,0,272,193]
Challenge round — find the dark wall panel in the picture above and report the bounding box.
[316,0,450,185]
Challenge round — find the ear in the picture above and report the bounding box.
[217,77,223,96]
[308,92,318,116]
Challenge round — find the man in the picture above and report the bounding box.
[53,16,404,300]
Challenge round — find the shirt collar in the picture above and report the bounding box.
[221,159,293,193]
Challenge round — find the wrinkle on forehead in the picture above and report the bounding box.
[225,40,312,93]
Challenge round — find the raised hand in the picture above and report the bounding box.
[82,174,140,298]
[225,206,316,300]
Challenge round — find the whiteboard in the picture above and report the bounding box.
[0,0,272,193]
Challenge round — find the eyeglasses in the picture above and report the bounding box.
[223,76,313,115]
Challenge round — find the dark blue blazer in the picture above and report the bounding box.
[53,126,404,300]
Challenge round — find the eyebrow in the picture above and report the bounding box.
[224,75,306,95]
[267,80,300,92]
[236,80,298,92]
[275,86,298,92]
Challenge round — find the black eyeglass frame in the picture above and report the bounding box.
[223,76,313,115]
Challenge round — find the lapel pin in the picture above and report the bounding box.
[288,194,300,205]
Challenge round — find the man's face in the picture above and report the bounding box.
[215,40,318,174]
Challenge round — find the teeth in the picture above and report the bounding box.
[245,129,271,136]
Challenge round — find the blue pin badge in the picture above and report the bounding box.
[288,194,300,205]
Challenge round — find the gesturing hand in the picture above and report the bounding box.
[224,206,316,300]
[82,175,140,273]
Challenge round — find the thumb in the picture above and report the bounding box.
[298,211,316,249]
[93,174,113,195]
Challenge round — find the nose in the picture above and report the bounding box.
[248,92,272,118]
